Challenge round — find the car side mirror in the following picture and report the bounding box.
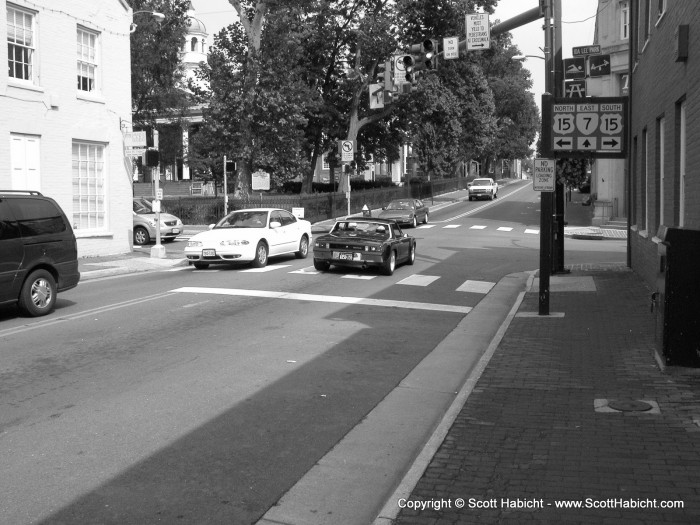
[382,206,387,210]
[208,224,215,230]
[270,221,282,229]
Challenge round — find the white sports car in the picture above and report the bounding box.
[184,208,312,269]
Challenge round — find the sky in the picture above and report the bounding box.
[190,0,600,107]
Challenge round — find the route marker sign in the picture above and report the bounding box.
[466,13,490,50]
[533,158,555,192]
[546,96,627,159]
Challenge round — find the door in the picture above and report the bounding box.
[0,200,24,304]
[10,134,41,191]
[391,223,409,261]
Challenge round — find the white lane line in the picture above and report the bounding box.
[456,280,495,294]
[171,287,472,314]
[497,227,513,232]
[470,225,487,230]
[396,274,440,287]
[437,182,531,223]
[241,265,291,273]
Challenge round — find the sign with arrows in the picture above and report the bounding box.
[547,97,627,159]
[589,54,611,77]
[466,13,490,50]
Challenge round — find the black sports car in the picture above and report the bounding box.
[313,218,416,275]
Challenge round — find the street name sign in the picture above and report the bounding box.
[124,131,146,147]
[466,13,490,50]
[547,96,627,159]
[533,158,555,192]
[572,45,601,56]
[443,37,459,59]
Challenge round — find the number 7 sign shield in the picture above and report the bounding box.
[576,113,599,135]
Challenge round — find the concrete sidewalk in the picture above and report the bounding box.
[381,265,700,524]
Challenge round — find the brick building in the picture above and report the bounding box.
[2,0,134,257]
[628,0,700,287]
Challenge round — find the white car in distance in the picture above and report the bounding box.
[467,178,499,201]
[185,208,312,269]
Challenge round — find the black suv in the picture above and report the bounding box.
[0,191,80,316]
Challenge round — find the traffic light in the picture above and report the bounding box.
[376,59,395,104]
[402,54,417,84]
[144,148,159,167]
[422,39,439,70]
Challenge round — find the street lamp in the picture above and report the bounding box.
[512,54,545,60]
[130,10,165,33]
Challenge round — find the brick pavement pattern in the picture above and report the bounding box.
[393,268,700,524]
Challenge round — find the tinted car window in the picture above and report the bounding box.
[0,200,21,240]
[7,198,67,236]
[278,210,296,226]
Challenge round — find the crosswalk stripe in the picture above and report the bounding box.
[456,280,495,294]
[524,229,540,234]
[443,225,460,229]
[341,275,376,280]
[397,274,440,287]
[497,227,513,232]
[171,287,473,313]
[470,225,487,230]
[417,225,436,229]
[241,265,292,273]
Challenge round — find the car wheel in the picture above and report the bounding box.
[295,235,309,259]
[18,269,56,317]
[134,226,150,245]
[411,216,417,228]
[313,259,330,271]
[468,196,473,201]
[193,262,209,270]
[252,241,268,268]
[423,213,429,224]
[494,192,498,199]
[381,250,396,276]
[407,243,416,265]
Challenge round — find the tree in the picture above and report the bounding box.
[130,0,191,129]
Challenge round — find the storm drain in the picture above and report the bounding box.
[594,399,660,414]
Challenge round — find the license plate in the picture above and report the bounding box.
[202,249,216,257]
[334,251,354,261]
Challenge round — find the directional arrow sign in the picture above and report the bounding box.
[554,138,573,149]
[589,54,611,77]
[466,13,490,51]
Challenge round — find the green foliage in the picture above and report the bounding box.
[557,158,590,188]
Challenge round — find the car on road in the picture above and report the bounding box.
[133,198,183,246]
[377,198,429,227]
[0,190,80,316]
[313,217,416,275]
[467,178,498,201]
[184,208,312,269]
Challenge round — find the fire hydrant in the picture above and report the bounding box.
[362,204,372,217]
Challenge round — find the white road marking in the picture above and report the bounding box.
[289,267,320,275]
[171,287,472,314]
[241,265,291,273]
[456,280,495,294]
[443,225,460,229]
[341,275,376,280]
[416,225,436,229]
[470,225,487,230]
[397,274,440,287]
[524,229,540,234]
[497,227,513,232]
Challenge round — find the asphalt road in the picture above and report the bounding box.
[0,181,626,524]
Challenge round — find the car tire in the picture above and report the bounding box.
[423,213,429,224]
[18,269,57,317]
[381,250,396,276]
[313,259,330,271]
[468,196,473,201]
[411,216,417,228]
[295,235,309,259]
[407,243,416,265]
[252,241,268,268]
[134,226,150,246]
[193,262,209,270]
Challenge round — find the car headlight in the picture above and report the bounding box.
[220,240,249,246]
[187,240,203,247]
[365,245,382,252]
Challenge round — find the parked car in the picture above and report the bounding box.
[467,178,499,200]
[184,208,312,269]
[0,190,80,316]
[313,218,416,276]
[378,198,429,227]
[132,198,183,245]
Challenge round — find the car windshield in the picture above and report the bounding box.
[473,179,492,185]
[386,200,413,211]
[133,200,152,214]
[215,210,268,228]
[331,221,390,239]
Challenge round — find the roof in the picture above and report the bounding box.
[187,16,207,34]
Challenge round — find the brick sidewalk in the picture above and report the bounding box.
[391,268,700,524]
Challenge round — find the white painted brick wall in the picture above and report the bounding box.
[1,0,134,257]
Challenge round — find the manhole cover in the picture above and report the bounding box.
[607,400,653,412]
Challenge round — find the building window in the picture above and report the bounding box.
[72,142,105,230]
[7,5,35,81]
[10,134,41,190]
[620,2,629,40]
[191,37,198,52]
[77,28,98,92]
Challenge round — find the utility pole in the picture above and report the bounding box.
[551,0,567,275]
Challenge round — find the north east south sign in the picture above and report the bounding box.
[545,96,628,159]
